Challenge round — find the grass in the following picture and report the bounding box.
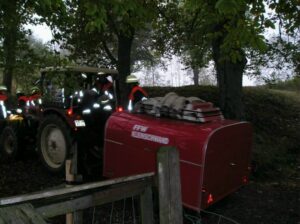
[145,85,300,181]
[269,89,300,100]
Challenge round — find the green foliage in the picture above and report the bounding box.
[48,0,161,71]
[180,0,269,63]
[269,0,300,35]
[145,86,300,180]
[215,0,246,15]
[266,76,300,92]
[83,0,157,35]
[247,35,299,80]
[13,36,67,93]
[0,0,65,91]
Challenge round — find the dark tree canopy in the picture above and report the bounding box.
[0,0,298,117]
[0,0,63,92]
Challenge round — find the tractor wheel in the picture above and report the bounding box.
[0,126,18,159]
[37,115,73,173]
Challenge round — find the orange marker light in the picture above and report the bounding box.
[67,108,73,116]
[243,176,248,184]
[117,106,123,112]
[207,194,214,204]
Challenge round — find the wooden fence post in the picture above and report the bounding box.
[65,142,83,224]
[140,186,154,224]
[157,146,183,224]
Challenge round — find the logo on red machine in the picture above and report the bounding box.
[131,125,169,145]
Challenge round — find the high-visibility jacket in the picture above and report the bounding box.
[102,82,113,92]
[127,85,148,111]
[128,85,148,103]
[0,94,8,118]
[29,93,41,101]
[18,95,30,107]
[0,94,8,102]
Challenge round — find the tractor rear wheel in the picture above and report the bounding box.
[0,126,18,159]
[37,115,73,173]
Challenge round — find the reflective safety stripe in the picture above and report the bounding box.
[128,100,133,111]
[91,88,98,93]
[0,101,7,118]
[105,91,113,99]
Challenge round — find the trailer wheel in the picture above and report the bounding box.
[0,126,18,159]
[37,115,72,173]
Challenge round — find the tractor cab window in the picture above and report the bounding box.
[43,72,65,103]
[41,70,117,109]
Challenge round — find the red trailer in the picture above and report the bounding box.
[103,111,252,211]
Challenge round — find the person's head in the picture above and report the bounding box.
[126,75,139,86]
[16,88,24,97]
[0,85,7,95]
[31,86,40,95]
[95,76,109,90]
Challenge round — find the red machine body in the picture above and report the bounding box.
[103,111,252,211]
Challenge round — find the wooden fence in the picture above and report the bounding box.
[0,146,183,224]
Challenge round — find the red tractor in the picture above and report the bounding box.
[35,66,121,172]
[0,66,120,173]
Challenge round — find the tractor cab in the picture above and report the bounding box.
[39,66,120,114]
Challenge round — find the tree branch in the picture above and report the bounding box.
[102,40,118,65]
[189,7,202,33]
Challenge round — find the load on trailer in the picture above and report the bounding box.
[103,93,252,211]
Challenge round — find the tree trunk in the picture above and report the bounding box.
[212,38,247,120]
[2,0,19,93]
[117,29,134,106]
[192,67,199,86]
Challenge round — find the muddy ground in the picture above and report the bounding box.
[0,152,299,224]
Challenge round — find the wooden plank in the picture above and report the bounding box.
[157,147,183,224]
[65,160,75,183]
[19,204,47,224]
[36,178,152,218]
[168,147,183,223]
[65,144,83,224]
[0,172,154,206]
[0,204,47,224]
[140,186,154,224]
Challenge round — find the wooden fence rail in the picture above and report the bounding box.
[0,146,183,224]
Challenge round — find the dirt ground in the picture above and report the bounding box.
[0,153,299,224]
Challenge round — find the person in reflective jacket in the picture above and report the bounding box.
[17,88,28,108]
[29,86,42,106]
[126,75,148,111]
[81,75,114,113]
[93,75,113,99]
[0,85,8,119]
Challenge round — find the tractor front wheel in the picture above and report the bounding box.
[37,115,73,173]
[0,126,18,159]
